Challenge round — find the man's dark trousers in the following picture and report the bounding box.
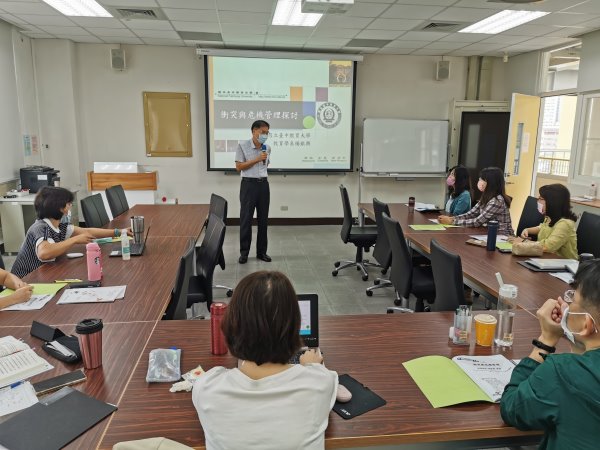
[239,178,269,257]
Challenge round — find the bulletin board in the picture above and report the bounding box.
[143,92,192,157]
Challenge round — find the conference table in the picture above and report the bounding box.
[0,204,210,327]
[359,203,570,310]
[98,312,566,449]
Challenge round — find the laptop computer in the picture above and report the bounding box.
[289,294,319,364]
[298,293,319,348]
[110,226,151,257]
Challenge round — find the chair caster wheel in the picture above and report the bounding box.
[381,268,388,275]
[334,262,340,268]
[394,298,402,306]
[374,279,380,285]
[362,274,368,281]
[226,290,233,297]
[356,266,361,271]
[332,270,338,277]
[366,290,373,297]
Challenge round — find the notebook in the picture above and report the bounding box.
[0,337,53,389]
[523,258,578,271]
[0,387,117,450]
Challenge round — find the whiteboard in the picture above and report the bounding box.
[362,119,448,175]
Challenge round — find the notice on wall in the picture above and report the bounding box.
[31,135,39,155]
[521,132,531,153]
[23,135,31,157]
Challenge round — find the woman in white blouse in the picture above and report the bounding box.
[192,271,338,450]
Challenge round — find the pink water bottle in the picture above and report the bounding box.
[86,242,102,281]
[211,303,228,355]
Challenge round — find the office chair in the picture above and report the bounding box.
[332,185,379,281]
[366,198,392,296]
[163,238,195,320]
[382,213,435,313]
[429,239,468,312]
[516,196,544,238]
[187,214,226,317]
[105,185,129,218]
[0,253,4,270]
[207,193,233,297]
[577,211,600,258]
[80,193,110,228]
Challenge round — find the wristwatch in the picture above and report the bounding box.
[532,339,556,353]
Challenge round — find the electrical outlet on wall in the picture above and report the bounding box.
[280,205,288,211]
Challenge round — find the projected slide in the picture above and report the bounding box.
[205,56,355,171]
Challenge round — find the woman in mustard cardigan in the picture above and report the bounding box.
[521,184,578,259]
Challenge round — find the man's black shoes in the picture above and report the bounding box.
[238,255,248,264]
[257,254,272,262]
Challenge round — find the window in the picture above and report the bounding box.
[540,43,580,94]
[577,95,600,178]
[537,95,577,177]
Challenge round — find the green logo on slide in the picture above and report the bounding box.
[303,116,316,129]
[317,102,341,129]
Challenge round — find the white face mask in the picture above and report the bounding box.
[560,306,596,344]
[537,201,545,215]
[61,209,72,224]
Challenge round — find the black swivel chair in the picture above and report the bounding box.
[80,193,110,228]
[382,213,435,313]
[0,253,4,270]
[207,194,233,297]
[516,196,544,238]
[105,185,129,218]
[577,211,600,258]
[332,185,379,281]
[430,239,468,312]
[366,198,392,296]
[163,239,195,320]
[187,214,227,317]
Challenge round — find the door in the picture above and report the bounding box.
[458,111,511,202]
[505,93,541,229]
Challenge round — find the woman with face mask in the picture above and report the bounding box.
[519,184,578,260]
[501,259,600,450]
[11,187,131,278]
[444,165,472,216]
[439,167,513,235]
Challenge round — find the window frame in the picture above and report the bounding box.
[572,91,600,184]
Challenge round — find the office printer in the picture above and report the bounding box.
[20,166,60,193]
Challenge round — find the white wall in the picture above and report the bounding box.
[21,41,517,217]
[504,51,541,99]
[0,20,24,183]
[33,39,82,190]
[578,29,600,93]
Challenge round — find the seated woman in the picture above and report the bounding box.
[439,167,514,235]
[445,165,472,216]
[0,269,33,309]
[192,271,338,450]
[11,187,128,278]
[520,184,578,259]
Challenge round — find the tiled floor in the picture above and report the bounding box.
[3,224,488,317]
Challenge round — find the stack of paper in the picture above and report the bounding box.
[0,283,66,311]
[409,224,447,231]
[0,337,53,389]
[56,286,127,304]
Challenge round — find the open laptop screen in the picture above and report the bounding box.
[297,294,319,348]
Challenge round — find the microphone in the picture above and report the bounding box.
[261,144,267,165]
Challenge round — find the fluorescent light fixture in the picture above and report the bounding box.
[42,0,112,17]
[459,10,549,34]
[272,0,322,27]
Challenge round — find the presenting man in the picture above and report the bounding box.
[235,120,272,264]
[500,259,600,449]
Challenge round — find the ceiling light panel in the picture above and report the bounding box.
[272,0,322,27]
[459,10,550,34]
[42,0,112,17]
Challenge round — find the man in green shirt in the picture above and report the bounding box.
[501,259,600,449]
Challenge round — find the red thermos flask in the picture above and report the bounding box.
[211,303,228,355]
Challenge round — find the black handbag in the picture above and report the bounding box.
[30,320,82,363]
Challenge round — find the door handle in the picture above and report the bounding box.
[506,182,515,185]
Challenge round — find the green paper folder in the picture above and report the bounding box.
[408,225,447,231]
[403,354,515,408]
[496,242,513,251]
[0,283,67,297]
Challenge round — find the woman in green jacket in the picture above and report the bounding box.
[520,184,578,259]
